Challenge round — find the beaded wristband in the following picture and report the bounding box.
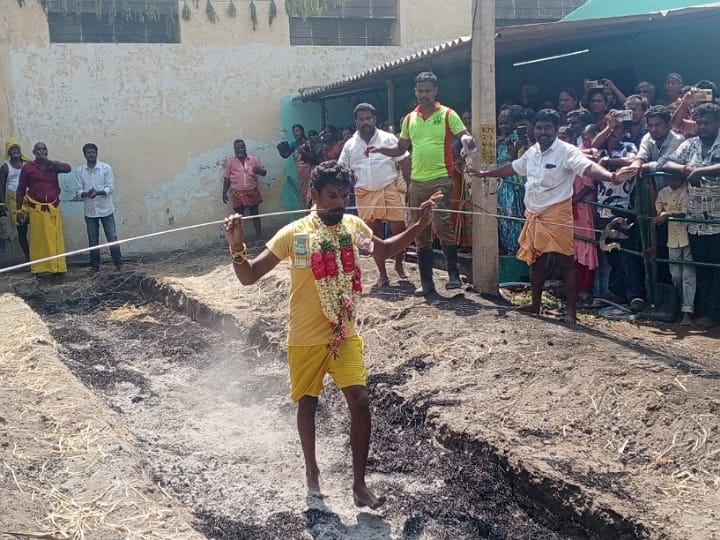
[229,244,247,264]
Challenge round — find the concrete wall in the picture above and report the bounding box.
[0,1,470,264]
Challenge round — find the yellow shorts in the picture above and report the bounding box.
[287,335,366,402]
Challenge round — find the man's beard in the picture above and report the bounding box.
[319,208,345,226]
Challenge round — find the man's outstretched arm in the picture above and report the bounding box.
[372,191,442,260]
[224,214,281,285]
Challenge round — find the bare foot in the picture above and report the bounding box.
[376,277,390,288]
[680,314,692,326]
[353,485,386,510]
[563,314,577,324]
[394,262,408,279]
[307,473,323,498]
[517,303,540,315]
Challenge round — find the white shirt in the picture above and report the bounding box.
[512,138,593,213]
[75,160,115,218]
[338,128,409,191]
[4,160,23,192]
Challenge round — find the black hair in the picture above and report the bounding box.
[233,139,245,146]
[645,105,671,124]
[522,108,536,124]
[82,143,98,154]
[693,102,720,121]
[583,123,600,136]
[534,108,561,128]
[506,104,525,123]
[695,80,719,100]
[625,94,649,112]
[311,161,352,192]
[567,108,593,126]
[291,124,305,133]
[414,71,438,87]
[588,89,608,104]
[559,86,579,101]
[635,81,656,94]
[353,102,376,119]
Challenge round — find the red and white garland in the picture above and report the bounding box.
[309,215,362,357]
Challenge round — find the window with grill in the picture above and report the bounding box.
[289,0,398,46]
[47,0,180,44]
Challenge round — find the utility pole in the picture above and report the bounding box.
[471,0,498,294]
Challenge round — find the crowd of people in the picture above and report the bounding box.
[0,140,122,278]
[483,73,720,329]
[270,73,719,329]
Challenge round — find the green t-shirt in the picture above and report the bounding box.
[399,103,466,181]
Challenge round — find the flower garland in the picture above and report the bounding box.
[309,215,362,357]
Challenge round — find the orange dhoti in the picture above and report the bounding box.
[516,198,574,266]
[231,187,262,208]
[354,182,405,223]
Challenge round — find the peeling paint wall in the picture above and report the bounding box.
[0,1,470,264]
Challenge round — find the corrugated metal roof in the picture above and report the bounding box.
[293,4,720,102]
[294,36,471,101]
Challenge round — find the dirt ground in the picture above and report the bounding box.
[1,246,719,539]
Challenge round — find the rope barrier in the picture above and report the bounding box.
[0,203,598,275]
[2,196,718,275]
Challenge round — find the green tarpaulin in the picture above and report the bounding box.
[562,0,720,21]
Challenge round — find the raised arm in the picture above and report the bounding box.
[671,92,697,136]
[224,214,281,284]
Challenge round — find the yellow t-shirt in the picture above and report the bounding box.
[266,213,373,346]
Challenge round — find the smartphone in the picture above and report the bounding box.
[617,109,634,122]
[586,80,604,89]
[691,88,713,102]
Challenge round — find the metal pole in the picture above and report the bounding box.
[471,0,498,294]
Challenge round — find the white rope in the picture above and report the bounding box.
[0,204,599,275]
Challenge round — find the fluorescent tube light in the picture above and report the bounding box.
[513,49,590,67]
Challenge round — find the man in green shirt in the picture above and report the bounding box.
[367,71,474,295]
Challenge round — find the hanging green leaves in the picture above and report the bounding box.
[181,1,191,20]
[147,2,160,22]
[108,0,117,23]
[206,0,218,23]
[227,0,237,18]
[250,0,257,30]
[285,0,345,18]
[121,0,132,20]
[269,0,277,26]
[93,0,103,19]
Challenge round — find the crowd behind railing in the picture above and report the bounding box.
[486,74,720,328]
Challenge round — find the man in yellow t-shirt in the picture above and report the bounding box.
[367,71,475,296]
[224,161,440,510]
